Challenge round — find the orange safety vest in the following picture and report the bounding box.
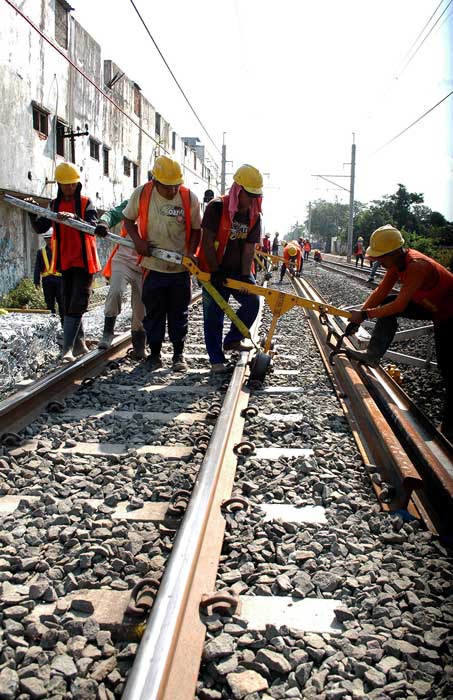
[50,195,100,274]
[103,182,192,277]
[41,244,61,278]
[399,249,453,321]
[197,194,259,272]
[283,243,302,267]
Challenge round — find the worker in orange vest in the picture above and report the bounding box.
[122,156,201,372]
[94,200,146,359]
[279,241,302,282]
[27,162,99,361]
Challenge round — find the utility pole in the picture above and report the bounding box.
[307,202,312,238]
[64,124,89,163]
[346,135,356,263]
[220,132,227,195]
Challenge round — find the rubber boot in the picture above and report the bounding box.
[98,316,116,350]
[347,316,398,368]
[131,329,146,360]
[73,321,89,356]
[61,316,81,362]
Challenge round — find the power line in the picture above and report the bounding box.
[398,0,452,78]
[374,90,453,154]
[398,0,446,67]
[4,0,210,183]
[128,0,222,157]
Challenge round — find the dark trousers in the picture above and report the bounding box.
[141,270,191,349]
[62,268,93,318]
[355,254,364,267]
[373,295,452,430]
[42,276,63,322]
[202,273,259,364]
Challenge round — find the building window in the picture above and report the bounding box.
[172,131,176,152]
[155,113,161,137]
[123,157,131,177]
[132,163,139,188]
[103,146,110,176]
[55,0,69,49]
[147,170,153,181]
[193,152,197,170]
[32,105,49,137]
[56,119,65,156]
[89,138,100,161]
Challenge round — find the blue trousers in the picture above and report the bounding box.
[142,270,191,348]
[202,274,259,364]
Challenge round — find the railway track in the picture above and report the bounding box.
[0,274,451,700]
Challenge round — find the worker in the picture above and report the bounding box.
[271,233,280,256]
[33,231,63,324]
[347,225,453,440]
[95,200,146,359]
[303,239,311,260]
[27,162,99,361]
[261,233,271,254]
[122,156,201,372]
[353,236,365,268]
[279,241,302,282]
[367,259,380,283]
[313,249,322,263]
[198,164,263,373]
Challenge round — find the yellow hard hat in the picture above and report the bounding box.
[366,225,404,258]
[287,244,298,257]
[233,164,263,195]
[152,156,183,186]
[55,162,80,184]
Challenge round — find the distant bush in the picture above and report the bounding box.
[2,277,46,309]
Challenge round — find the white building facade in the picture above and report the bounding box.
[0,0,220,295]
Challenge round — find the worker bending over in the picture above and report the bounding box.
[347,225,453,441]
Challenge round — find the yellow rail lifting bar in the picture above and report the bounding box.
[255,250,285,265]
[182,255,351,354]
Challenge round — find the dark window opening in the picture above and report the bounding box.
[147,170,153,181]
[155,113,161,137]
[193,151,197,170]
[124,157,131,177]
[32,106,49,137]
[133,163,139,188]
[56,119,65,156]
[103,146,110,176]
[89,138,100,161]
[55,0,69,49]
[172,131,176,152]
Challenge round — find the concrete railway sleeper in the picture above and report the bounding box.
[0,270,451,700]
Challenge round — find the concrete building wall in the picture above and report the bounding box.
[0,0,221,297]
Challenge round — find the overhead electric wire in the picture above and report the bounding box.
[398,0,452,78]
[398,0,445,67]
[128,0,222,157]
[373,90,453,154]
[3,0,210,182]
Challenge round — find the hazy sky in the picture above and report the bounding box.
[73,0,452,232]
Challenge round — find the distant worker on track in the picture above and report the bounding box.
[33,230,63,324]
[354,236,365,268]
[95,200,146,359]
[198,164,263,373]
[271,232,280,256]
[303,239,311,260]
[279,241,302,282]
[122,156,201,372]
[28,162,99,362]
[347,225,453,440]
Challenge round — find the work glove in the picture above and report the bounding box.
[95,222,109,238]
[209,270,227,287]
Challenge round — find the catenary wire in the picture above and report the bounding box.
[3,0,215,183]
[373,90,453,154]
[128,0,222,157]
[398,0,452,78]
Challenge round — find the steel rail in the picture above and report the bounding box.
[122,290,266,700]
[121,357,249,700]
[0,332,131,436]
[291,275,453,535]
